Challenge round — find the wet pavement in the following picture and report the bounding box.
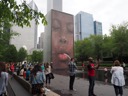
[50,74,128,96]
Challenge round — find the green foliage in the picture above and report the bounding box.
[2,45,18,62]
[89,35,103,58]
[75,35,103,61]
[110,22,128,58]
[102,35,113,57]
[17,47,27,62]
[75,22,128,62]
[0,0,47,62]
[31,50,43,63]
[0,0,47,27]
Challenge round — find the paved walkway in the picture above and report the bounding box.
[50,74,128,96]
[8,75,31,96]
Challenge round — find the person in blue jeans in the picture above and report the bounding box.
[87,57,100,96]
[68,58,77,91]
[0,62,8,96]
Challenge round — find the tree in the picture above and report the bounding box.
[75,35,104,62]
[89,35,103,59]
[74,36,97,61]
[17,47,27,62]
[0,0,47,62]
[0,21,19,60]
[31,50,43,63]
[102,35,113,57]
[0,0,47,28]
[3,44,18,62]
[110,22,128,60]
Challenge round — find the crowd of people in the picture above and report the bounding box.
[68,57,126,96]
[0,57,126,96]
[0,61,53,96]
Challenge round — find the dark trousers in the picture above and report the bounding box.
[114,85,123,96]
[46,74,51,84]
[88,76,95,96]
[69,75,75,90]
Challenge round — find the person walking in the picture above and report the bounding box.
[30,64,46,96]
[0,62,8,96]
[111,60,125,96]
[87,57,100,96]
[68,58,77,91]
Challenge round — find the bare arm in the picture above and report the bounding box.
[94,59,100,69]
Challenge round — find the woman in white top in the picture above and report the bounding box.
[45,62,51,87]
[111,60,125,96]
[0,62,8,96]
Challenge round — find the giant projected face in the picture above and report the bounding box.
[52,10,74,69]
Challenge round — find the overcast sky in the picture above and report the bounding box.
[22,0,128,37]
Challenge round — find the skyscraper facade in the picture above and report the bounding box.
[47,0,62,12]
[10,0,38,54]
[38,32,44,49]
[94,21,102,35]
[75,11,94,41]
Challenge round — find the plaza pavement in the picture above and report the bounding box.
[50,74,128,96]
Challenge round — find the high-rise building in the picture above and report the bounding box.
[47,0,62,12]
[94,21,102,35]
[10,0,38,54]
[75,11,94,41]
[38,32,44,49]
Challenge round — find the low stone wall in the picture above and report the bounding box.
[13,74,60,95]
[13,74,31,93]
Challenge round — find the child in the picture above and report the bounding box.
[104,67,108,84]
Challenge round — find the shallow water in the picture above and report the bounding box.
[53,69,128,86]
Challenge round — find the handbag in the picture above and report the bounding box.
[49,73,54,79]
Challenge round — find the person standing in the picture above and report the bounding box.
[45,63,52,87]
[104,67,108,84]
[26,68,31,81]
[111,60,125,96]
[30,64,46,96]
[87,57,100,96]
[68,58,77,91]
[0,62,8,96]
[10,62,15,79]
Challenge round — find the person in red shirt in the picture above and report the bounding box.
[10,63,15,79]
[87,57,100,96]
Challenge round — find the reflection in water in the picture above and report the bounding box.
[53,69,128,86]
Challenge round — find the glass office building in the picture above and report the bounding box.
[75,11,94,41]
[94,21,102,35]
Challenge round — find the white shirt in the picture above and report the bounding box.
[45,65,51,75]
[111,66,125,86]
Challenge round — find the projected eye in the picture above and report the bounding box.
[67,23,73,34]
[52,19,61,32]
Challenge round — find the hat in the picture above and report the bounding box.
[88,57,93,60]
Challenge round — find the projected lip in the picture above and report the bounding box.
[58,53,69,61]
